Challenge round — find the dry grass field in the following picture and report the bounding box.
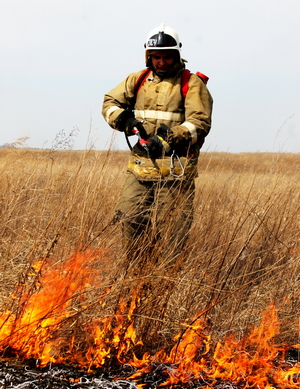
[0,147,299,372]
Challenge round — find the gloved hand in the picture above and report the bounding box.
[158,123,191,148]
[114,109,146,138]
[124,118,146,137]
[147,134,171,159]
[157,123,171,142]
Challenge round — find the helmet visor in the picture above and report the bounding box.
[147,31,178,48]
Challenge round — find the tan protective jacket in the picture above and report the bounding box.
[102,66,213,181]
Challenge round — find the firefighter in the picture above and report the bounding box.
[102,23,213,267]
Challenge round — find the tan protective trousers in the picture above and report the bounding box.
[116,172,195,265]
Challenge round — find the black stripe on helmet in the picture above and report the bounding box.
[147,32,177,48]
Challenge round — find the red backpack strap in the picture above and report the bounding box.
[134,68,151,96]
[181,69,191,99]
[196,71,209,85]
[181,69,209,98]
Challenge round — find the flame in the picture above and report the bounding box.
[131,304,300,388]
[0,249,299,388]
[0,250,103,365]
[210,303,281,387]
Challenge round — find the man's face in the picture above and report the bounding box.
[150,50,176,73]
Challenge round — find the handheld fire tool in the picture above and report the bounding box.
[131,127,150,158]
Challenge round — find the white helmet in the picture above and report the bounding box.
[144,23,182,65]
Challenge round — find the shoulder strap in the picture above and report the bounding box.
[181,69,191,99]
[196,71,209,85]
[181,69,209,98]
[134,69,151,97]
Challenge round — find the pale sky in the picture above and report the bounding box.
[1,0,299,153]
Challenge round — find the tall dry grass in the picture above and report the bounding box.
[0,147,299,356]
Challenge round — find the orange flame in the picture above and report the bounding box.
[0,250,102,365]
[0,250,299,388]
[129,304,300,388]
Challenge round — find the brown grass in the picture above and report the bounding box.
[0,147,299,355]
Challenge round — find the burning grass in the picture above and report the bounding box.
[0,251,299,387]
[0,148,299,388]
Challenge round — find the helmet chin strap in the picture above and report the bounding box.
[154,70,168,78]
[147,60,169,79]
[147,57,184,79]
[146,57,163,77]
